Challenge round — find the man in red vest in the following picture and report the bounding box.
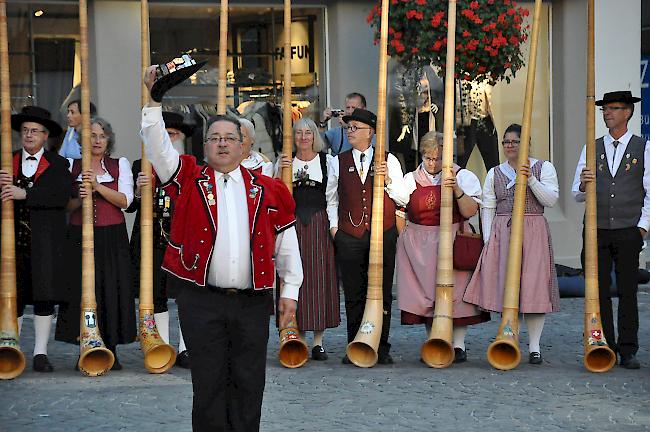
[142,66,303,432]
[0,106,69,372]
[325,108,407,365]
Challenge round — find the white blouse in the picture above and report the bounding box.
[68,156,134,207]
[273,153,333,183]
[481,159,558,238]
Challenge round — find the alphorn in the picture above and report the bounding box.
[487,0,543,371]
[138,0,176,374]
[420,0,457,368]
[582,0,616,373]
[216,0,228,115]
[346,0,390,368]
[77,0,115,376]
[277,0,309,369]
[0,0,26,380]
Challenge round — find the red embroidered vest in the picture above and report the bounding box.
[337,150,396,238]
[406,182,463,226]
[70,158,125,227]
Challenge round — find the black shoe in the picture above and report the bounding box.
[620,354,641,369]
[341,355,352,365]
[529,352,543,365]
[311,345,328,361]
[377,353,394,365]
[453,348,467,363]
[110,356,122,371]
[176,350,191,369]
[33,354,54,373]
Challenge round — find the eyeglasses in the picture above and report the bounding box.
[91,134,108,141]
[600,106,628,113]
[346,125,371,133]
[502,140,520,148]
[21,127,45,136]
[295,130,314,137]
[205,135,240,145]
[423,156,440,163]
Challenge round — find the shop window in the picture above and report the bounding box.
[150,4,325,160]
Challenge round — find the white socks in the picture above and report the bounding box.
[313,330,324,347]
[154,312,170,344]
[525,313,546,353]
[33,315,53,356]
[178,323,187,353]
[17,316,23,335]
[452,326,468,351]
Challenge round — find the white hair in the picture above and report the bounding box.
[238,118,256,141]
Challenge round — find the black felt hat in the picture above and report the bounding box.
[342,108,377,130]
[595,91,641,106]
[151,54,207,103]
[11,106,63,137]
[163,111,194,137]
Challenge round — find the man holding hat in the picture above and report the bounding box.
[0,106,70,372]
[325,107,406,365]
[127,111,195,368]
[573,90,648,369]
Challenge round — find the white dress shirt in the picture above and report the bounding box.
[481,159,559,238]
[571,130,650,231]
[402,167,483,206]
[325,146,407,229]
[141,105,302,300]
[67,156,134,207]
[21,147,44,177]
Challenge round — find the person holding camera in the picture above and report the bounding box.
[319,92,374,156]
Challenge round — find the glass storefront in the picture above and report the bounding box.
[6,2,79,129]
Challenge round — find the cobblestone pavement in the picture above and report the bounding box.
[1,291,650,432]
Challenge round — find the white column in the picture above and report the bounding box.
[90,1,142,166]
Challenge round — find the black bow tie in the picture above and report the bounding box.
[26,156,37,161]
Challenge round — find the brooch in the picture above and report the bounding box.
[633,158,638,164]
[249,186,259,199]
[348,166,355,173]
[600,154,605,160]
[625,163,631,171]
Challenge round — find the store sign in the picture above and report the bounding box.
[642,56,650,142]
[274,21,312,75]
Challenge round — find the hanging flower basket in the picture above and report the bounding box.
[367,0,530,84]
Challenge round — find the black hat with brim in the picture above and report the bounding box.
[595,90,641,106]
[342,108,377,130]
[151,57,207,103]
[11,106,63,137]
[163,111,194,137]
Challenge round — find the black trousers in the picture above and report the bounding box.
[582,227,643,357]
[456,116,500,171]
[334,226,398,356]
[176,283,272,432]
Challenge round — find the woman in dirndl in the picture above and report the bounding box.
[463,123,560,364]
[396,131,489,363]
[55,117,136,369]
[276,118,340,361]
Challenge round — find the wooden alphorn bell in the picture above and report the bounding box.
[582,0,616,373]
[345,0,390,368]
[277,0,308,369]
[0,0,26,380]
[138,0,176,374]
[486,0,543,371]
[420,0,457,368]
[77,0,115,376]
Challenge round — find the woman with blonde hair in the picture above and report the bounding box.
[396,131,489,363]
[276,118,339,360]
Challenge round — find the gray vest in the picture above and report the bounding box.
[596,135,645,229]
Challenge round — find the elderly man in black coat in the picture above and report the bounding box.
[0,106,70,372]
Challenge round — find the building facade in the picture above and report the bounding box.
[3,0,644,267]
